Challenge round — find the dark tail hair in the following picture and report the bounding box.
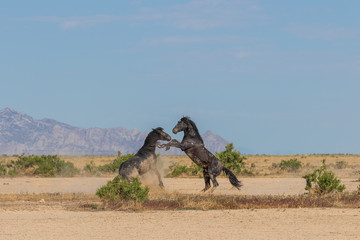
[222,167,242,190]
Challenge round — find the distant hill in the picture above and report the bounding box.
[0,108,229,155]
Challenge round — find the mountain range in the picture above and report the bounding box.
[0,108,229,155]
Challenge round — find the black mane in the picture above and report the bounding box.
[181,117,204,144]
[141,127,164,152]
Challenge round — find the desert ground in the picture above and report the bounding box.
[1,154,360,239]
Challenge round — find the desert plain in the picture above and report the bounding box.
[1,154,360,240]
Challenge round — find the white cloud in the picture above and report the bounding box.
[24,15,122,29]
[22,1,266,30]
[288,24,359,41]
[131,0,265,30]
[145,35,259,45]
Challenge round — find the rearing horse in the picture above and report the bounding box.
[119,127,171,188]
[158,117,242,192]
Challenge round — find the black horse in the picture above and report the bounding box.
[158,117,242,192]
[119,127,171,188]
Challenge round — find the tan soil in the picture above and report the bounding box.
[1,177,360,239]
[1,207,359,240]
[1,177,359,195]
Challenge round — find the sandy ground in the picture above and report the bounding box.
[1,207,359,240]
[0,177,359,195]
[1,177,360,240]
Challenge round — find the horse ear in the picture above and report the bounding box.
[152,128,162,134]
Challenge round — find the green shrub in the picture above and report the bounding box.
[166,162,203,177]
[334,161,348,169]
[96,176,149,202]
[83,161,98,175]
[190,163,203,176]
[59,161,79,177]
[11,154,79,177]
[0,163,6,176]
[215,143,246,175]
[241,169,254,176]
[278,158,303,172]
[97,152,135,173]
[166,163,191,177]
[302,159,345,195]
[7,168,16,177]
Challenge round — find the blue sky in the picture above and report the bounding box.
[1,1,359,154]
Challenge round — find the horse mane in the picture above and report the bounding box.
[144,127,163,143]
[181,117,204,144]
[137,127,164,156]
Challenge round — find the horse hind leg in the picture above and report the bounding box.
[119,173,131,182]
[119,167,139,182]
[201,170,211,192]
[204,170,219,193]
[152,167,165,188]
[209,175,219,193]
[207,161,222,192]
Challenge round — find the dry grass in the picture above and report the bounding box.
[160,154,360,178]
[1,189,359,211]
[3,192,357,212]
[88,193,360,210]
[98,191,360,211]
[1,154,359,179]
[246,154,360,178]
[0,193,102,211]
[0,193,99,202]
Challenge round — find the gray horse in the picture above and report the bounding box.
[158,117,242,192]
[119,127,171,188]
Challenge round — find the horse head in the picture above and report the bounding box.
[152,127,171,141]
[173,117,202,142]
[172,117,189,134]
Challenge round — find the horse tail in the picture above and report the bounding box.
[222,167,242,190]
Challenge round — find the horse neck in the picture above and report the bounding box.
[183,128,203,144]
[138,134,158,155]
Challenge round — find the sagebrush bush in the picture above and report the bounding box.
[278,158,303,172]
[9,154,79,177]
[96,176,149,202]
[334,161,348,169]
[59,161,79,177]
[166,163,190,177]
[302,159,345,195]
[97,152,135,173]
[215,143,246,174]
[83,161,98,175]
[166,163,202,177]
[0,163,7,176]
[241,169,254,176]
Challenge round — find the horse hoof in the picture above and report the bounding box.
[210,186,218,193]
[201,187,211,192]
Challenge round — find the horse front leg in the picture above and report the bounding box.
[158,139,182,151]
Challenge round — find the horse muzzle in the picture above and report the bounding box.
[172,128,179,134]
